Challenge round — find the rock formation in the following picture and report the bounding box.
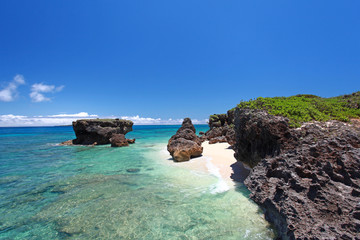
[167,118,203,162]
[201,110,236,145]
[233,108,360,239]
[233,109,293,168]
[110,134,136,147]
[62,119,134,147]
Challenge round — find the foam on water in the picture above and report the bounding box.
[205,156,231,194]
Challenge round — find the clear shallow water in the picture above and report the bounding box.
[0,125,275,239]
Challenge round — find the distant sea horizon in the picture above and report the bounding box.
[0,124,209,128]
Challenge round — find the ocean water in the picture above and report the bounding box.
[0,125,275,239]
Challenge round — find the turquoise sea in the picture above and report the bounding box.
[0,125,275,239]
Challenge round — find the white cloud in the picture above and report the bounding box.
[48,112,98,118]
[0,112,98,127]
[13,75,25,85]
[0,113,207,127]
[0,75,25,102]
[30,83,64,102]
[30,91,50,102]
[119,115,207,125]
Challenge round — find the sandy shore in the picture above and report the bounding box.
[173,141,250,192]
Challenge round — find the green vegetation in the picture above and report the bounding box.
[236,92,360,127]
[209,113,229,127]
[209,114,220,122]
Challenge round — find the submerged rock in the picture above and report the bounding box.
[61,119,134,147]
[60,139,75,146]
[126,168,140,173]
[233,108,360,239]
[167,118,203,162]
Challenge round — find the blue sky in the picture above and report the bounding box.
[0,0,359,126]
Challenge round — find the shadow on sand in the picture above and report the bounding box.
[230,161,251,183]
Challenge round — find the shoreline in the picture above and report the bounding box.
[170,141,250,193]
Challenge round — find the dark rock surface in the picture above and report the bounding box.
[233,108,360,239]
[167,118,203,162]
[110,134,129,147]
[225,127,236,146]
[233,109,293,168]
[62,119,134,146]
[202,110,236,145]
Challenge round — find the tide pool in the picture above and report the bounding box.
[0,125,275,239]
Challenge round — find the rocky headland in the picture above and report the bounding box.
[201,92,360,239]
[61,119,135,147]
[167,118,203,162]
[232,108,360,239]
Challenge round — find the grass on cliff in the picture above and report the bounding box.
[236,92,360,127]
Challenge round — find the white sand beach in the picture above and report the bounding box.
[173,141,250,192]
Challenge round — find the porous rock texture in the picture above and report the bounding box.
[233,108,360,239]
[167,118,203,162]
[201,110,236,145]
[62,119,134,146]
[233,109,293,168]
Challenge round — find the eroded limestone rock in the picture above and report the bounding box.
[167,118,203,162]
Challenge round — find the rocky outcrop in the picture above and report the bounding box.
[233,109,294,168]
[167,118,203,162]
[110,134,136,147]
[233,108,360,239]
[62,119,134,147]
[201,110,236,145]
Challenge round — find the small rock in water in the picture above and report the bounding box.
[126,168,140,173]
[110,134,129,147]
[60,139,74,146]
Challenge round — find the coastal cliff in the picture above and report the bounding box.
[231,92,360,239]
[62,119,134,146]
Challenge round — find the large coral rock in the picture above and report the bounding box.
[63,119,133,145]
[167,118,203,162]
[233,109,293,168]
[233,108,360,239]
[168,138,203,162]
